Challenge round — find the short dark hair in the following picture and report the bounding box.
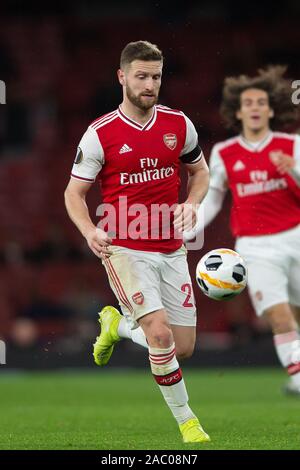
[220,65,298,132]
[120,40,163,69]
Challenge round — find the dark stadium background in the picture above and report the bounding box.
[0,0,299,369]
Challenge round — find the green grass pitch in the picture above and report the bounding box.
[0,368,299,450]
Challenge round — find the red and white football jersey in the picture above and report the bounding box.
[209,132,300,237]
[71,105,203,252]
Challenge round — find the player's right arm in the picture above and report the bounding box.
[64,126,112,259]
[183,143,228,242]
[64,179,112,259]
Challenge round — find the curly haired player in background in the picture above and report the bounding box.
[185,66,300,395]
[65,41,210,443]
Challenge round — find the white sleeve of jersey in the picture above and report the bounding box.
[291,134,300,185]
[183,187,226,242]
[183,143,228,242]
[209,143,228,192]
[71,126,104,183]
[180,114,203,163]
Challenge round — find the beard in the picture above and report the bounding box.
[126,85,158,111]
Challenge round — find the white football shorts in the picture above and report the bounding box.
[102,245,197,329]
[235,224,300,316]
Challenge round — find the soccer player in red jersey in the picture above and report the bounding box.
[185,66,300,395]
[65,41,210,443]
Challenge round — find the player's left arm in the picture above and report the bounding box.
[185,156,210,204]
[173,113,209,232]
[269,135,300,185]
[174,157,210,233]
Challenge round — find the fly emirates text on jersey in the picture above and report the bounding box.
[119,157,175,185]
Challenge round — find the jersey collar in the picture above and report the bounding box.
[238,131,273,152]
[117,105,157,131]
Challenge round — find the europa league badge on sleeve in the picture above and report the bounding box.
[0,80,6,104]
[74,147,83,164]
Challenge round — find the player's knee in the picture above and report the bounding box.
[151,325,173,348]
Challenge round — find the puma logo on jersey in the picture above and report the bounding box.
[233,160,246,171]
[119,144,132,154]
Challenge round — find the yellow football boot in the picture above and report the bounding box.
[93,306,122,366]
[179,418,211,443]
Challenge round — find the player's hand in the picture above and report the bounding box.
[173,202,197,233]
[85,227,112,259]
[269,150,295,175]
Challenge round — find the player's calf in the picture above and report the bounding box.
[176,346,194,361]
[171,325,196,361]
[265,304,300,392]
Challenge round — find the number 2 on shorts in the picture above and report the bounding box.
[181,283,194,307]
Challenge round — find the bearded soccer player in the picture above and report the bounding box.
[185,66,300,395]
[64,41,210,443]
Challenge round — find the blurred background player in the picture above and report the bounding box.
[185,66,300,394]
[64,41,210,443]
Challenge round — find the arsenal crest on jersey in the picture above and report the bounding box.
[163,133,177,150]
[132,292,144,305]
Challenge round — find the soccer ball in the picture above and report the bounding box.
[196,248,247,301]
